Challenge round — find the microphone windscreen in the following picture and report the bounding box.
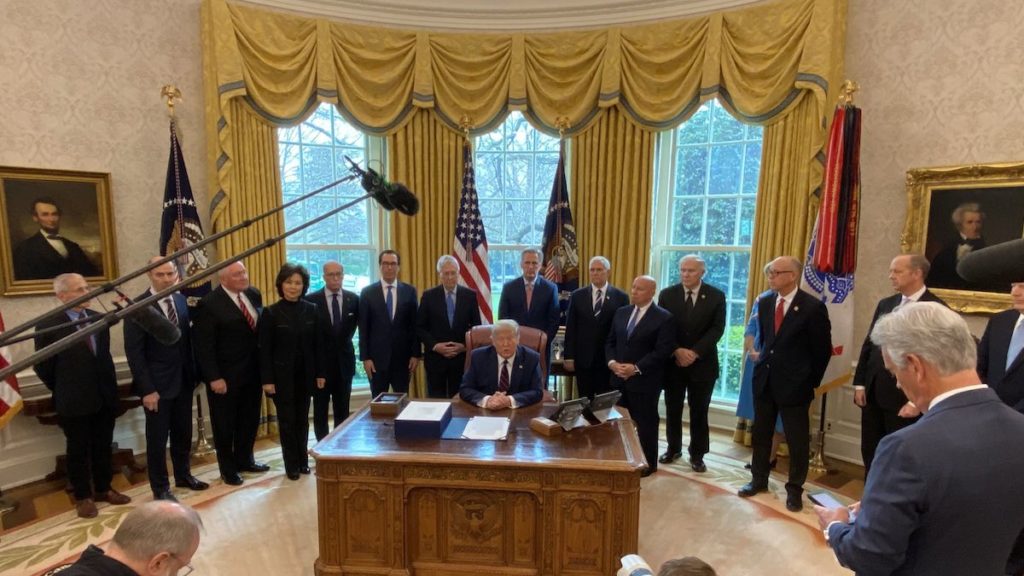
[387,182,420,216]
[128,305,181,346]
[956,238,1024,284]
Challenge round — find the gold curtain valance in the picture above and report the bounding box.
[204,0,844,136]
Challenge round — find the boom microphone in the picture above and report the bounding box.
[114,290,181,346]
[344,156,420,216]
[955,239,1024,285]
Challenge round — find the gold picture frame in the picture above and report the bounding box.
[902,161,1024,314]
[0,166,118,296]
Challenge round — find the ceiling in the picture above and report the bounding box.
[239,0,765,30]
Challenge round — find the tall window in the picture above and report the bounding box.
[651,99,764,403]
[474,112,561,309]
[278,103,385,389]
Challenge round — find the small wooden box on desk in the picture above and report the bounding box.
[310,399,645,576]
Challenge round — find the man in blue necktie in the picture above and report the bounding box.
[417,255,482,398]
[34,273,131,518]
[977,281,1024,415]
[358,250,421,398]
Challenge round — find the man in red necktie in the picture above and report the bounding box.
[459,319,543,410]
[194,260,267,486]
[738,256,832,513]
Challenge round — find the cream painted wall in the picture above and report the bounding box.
[0,0,206,488]
[848,0,1024,338]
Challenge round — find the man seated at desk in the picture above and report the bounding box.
[459,319,543,409]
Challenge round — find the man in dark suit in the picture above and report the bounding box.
[738,256,831,512]
[305,261,359,439]
[606,275,676,477]
[978,281,1024,414]
[853,254,945,476]
[459,319,543,409]
[816,302,1024,576]
[124,258,208,501]
[563,255,628,399]
[34,273,131,518]
[657,255,726,473]
[498,248,560,358]
[13,197,100,280]
[359,250,420,398]
[193,260,267,486]
[418,255,482,398]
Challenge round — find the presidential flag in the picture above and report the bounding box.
[541,141,579,316]
[160,119,211,304]
[453,139,493,323]
[0,310,23,430]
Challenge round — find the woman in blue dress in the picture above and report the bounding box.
[735,287,784,467]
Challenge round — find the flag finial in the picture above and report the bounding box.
[459,115,473,137]
[555,116,571,140]
[838,80,859,107]
[161,85,182,118]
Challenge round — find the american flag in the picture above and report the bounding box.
[0,310,23,430]
[453,139,493,323]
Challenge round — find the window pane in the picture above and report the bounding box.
[671,198,704,245]
[301,145,335,191]
[659,99,763,405]
[475,111,560,292]
[675,146,708,197]
[300,106,333,145]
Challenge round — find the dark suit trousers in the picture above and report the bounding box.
[313,368,352,441]
[664,378,715,458]
[60,408,115,499]
[207,379,262,476]
[144,389,194,493]
[272,384,311,473]
[575,363,613,400]
[424,354,466,399]
[751,394,810,493]
[619,384,661,473]
[369,356,411,398]
[860,393,918,477]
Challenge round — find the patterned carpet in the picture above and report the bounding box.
[0,433,857,575]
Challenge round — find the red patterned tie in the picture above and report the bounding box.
[499,359,510,393]
[238,294,256,331]
[774,297,785,334]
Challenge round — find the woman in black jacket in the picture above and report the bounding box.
[258,263,326,480]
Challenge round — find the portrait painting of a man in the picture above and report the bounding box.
[0,167,117,295]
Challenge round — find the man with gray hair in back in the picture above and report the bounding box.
[417,255,482,398]
[59,500,203,575]
[816,302,1024,576]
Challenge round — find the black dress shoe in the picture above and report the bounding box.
[175,476,210,491]
[786,492,804,512]
[689,458,707,473]
[640,468,655,478]
[744,459,778,470]
[286,470,301,481]
[299,466,311,475]
[658,451,682,464]
[153,490,179,502]
[239,462,270,473]
[737,482,769,498]
[222,473,244,486]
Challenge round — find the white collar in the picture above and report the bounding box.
[928,384,988,411]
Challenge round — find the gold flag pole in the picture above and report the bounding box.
[161,84,215,457]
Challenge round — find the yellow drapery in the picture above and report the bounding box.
[571,107,656,289]
[387,110,467,397]
[200,0,846,420]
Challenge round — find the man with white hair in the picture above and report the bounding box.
[34,273,131,518]
[816,302,1024,576]
[563,255,628,399]
[417,255,482,398]
[60,500,202,575]
[459,319,543,409]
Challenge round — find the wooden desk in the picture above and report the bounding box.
[311,400,645,576]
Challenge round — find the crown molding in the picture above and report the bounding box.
[236,0,766,31]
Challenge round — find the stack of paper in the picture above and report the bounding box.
[461,416,510,440]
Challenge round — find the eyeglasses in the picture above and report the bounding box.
[765,270,795,278]
[169,553,194,576]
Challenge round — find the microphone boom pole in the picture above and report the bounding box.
[0,188,380,383]
[0,174,358,347]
